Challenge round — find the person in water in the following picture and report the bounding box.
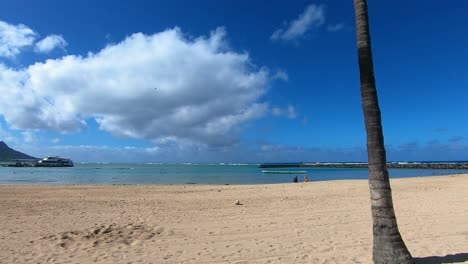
[293,175,298,183]
[303,175,309,182]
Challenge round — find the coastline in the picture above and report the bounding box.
[1,174,467,263]
[1,171,467,186]
[2,163,468,185]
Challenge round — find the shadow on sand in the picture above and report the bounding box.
[414,253,468,264]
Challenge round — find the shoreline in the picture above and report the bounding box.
[0,172,466,186]
[1,174,467,263]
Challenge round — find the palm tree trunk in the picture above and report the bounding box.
[353,0,414,263]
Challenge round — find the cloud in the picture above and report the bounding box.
[19,142,367,163]
[0,123,18,144]
[327,23,344,32]
[0,63,87,132]
[435,128,448,133]
[35,34,68,53]
[0,27,272,147]
[397,142,419,151]
[272,70,288,81]
[271,4,325,41]
[37,144,188,163]
[271,105,297,119]
[259,140,468,163]
[0,20,37,57]
[448,136,464,143]
[259,143,367,163]
[386,141,468,161]
[21,131,37,143]
[144,146,160,153]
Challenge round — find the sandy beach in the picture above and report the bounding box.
[0,174,467,264]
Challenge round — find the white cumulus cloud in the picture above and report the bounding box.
[0,20,37,57]
[0,27,272,147]
[271,4,325,41]
[35,34,68,53]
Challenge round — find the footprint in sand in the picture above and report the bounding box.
[37,223,160,251]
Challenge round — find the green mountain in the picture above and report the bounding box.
[0,141,37,160]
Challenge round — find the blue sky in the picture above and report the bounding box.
[0,0,467,162]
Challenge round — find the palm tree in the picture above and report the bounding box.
[353,0,414,263]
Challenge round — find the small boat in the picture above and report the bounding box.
[35,156,74,167]
[262,170,307,174]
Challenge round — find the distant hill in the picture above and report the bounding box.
[0,141,37,160]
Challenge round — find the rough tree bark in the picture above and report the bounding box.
[353,0,414,263]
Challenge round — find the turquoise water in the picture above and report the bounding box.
[0,163,467,185]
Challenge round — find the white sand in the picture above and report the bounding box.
[0,174,467,263]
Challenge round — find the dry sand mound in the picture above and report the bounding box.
[20,222,167,263]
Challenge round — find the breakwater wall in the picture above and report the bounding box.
[260,163,468,169]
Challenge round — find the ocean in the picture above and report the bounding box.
[1,163,467,185]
